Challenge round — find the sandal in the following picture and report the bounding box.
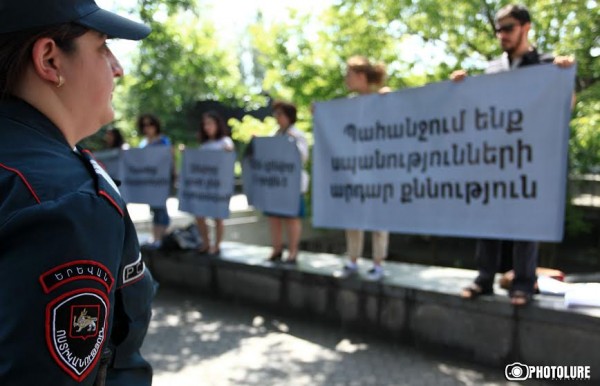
[268,250,283,262]
[510,290,533,306]
[460,283,493,299]
[197,246,209,254]
[285,253,298,264]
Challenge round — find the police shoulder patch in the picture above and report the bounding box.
[121,253,146,287]
[45,288,109,382]
[39,260,114,294]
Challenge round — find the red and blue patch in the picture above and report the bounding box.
[39,260,114,294]
[45,289,109,382]
[40,261,114,381]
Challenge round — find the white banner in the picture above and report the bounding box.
[178,149,235,218]
[312,64,576,241]
[242,136,302,216]
[119,147,172,206]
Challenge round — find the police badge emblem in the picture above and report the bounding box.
[71,306,99,339]
[46,289,109,381]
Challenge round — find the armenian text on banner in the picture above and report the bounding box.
[242,136,302,217]
[119,147,172,207]
[178,149,235,219]
[312,64,576,242]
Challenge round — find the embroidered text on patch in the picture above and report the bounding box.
[122,253,145,286]
[46,289,109,382]
[39,260,114,294]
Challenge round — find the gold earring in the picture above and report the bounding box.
[56,75,64,88]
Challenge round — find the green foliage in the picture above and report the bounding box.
[565,199,592,236]
[120,0,248,146]
[237,0,599,237]
[246,0,597,112]
[109,0,598,236]
[570,83,600,173]
[229,115,277,144]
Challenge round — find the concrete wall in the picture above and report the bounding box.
[143,248,600,381]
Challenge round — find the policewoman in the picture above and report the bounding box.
[0,1,155,385]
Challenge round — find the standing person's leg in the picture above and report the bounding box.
[151,206,170,246]
[286,217,302,262]
[367,231,389,279]
[195,216,210,253]
[152,224,167,245]
[210,218,224,254]
[372,231,389,266]
[268,216,284,261]
[510,241,538,305]
[462,239,501,298]
[345,229,364,272]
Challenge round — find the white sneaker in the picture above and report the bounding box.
[343,261,359,274]
[341,261,358,277]
[367,266,384,280]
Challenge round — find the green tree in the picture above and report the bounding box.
[247,0,598,168]
[122,0,248,145]
[241,0,597,236]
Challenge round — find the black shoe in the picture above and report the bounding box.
[285,253,298,264]
[268,250,283,262]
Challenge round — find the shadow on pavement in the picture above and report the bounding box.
[142,288,545,386]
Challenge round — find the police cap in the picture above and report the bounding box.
[0,0,150,40]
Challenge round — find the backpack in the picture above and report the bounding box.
[160,223,202,250]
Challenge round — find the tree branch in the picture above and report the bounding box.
[482,0,497,39]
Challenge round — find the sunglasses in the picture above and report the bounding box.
[141,122,155,127]
[495,23,517,34]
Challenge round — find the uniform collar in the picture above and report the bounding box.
[0,97,71,148]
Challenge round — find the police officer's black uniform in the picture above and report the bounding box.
[0,98,155,385]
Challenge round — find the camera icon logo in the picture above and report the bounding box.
[505,362,530,381]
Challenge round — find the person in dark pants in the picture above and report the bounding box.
[451,4,575,306]
[0,1,155,385]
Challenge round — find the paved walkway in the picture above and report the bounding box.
[141,288,546,386]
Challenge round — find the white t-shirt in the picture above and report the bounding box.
[200,137,234,151]
[274,125,309,193]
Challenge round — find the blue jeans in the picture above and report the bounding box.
[150,206,170,226]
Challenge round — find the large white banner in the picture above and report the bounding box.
[313,64,576,242]
[242,136,302,216]
[178,149,235,219]
[119,147,172,206]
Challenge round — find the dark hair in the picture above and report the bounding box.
[106,127,124,149]
[137,113,162,135]
[199,110,228,143]
[0,23,89,100]
[346,55,386,87]
[495,4,531,24]
[272,100,297,124]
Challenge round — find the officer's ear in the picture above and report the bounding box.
[30,37,63,87]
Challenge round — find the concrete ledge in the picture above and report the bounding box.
[142,241,600,379]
